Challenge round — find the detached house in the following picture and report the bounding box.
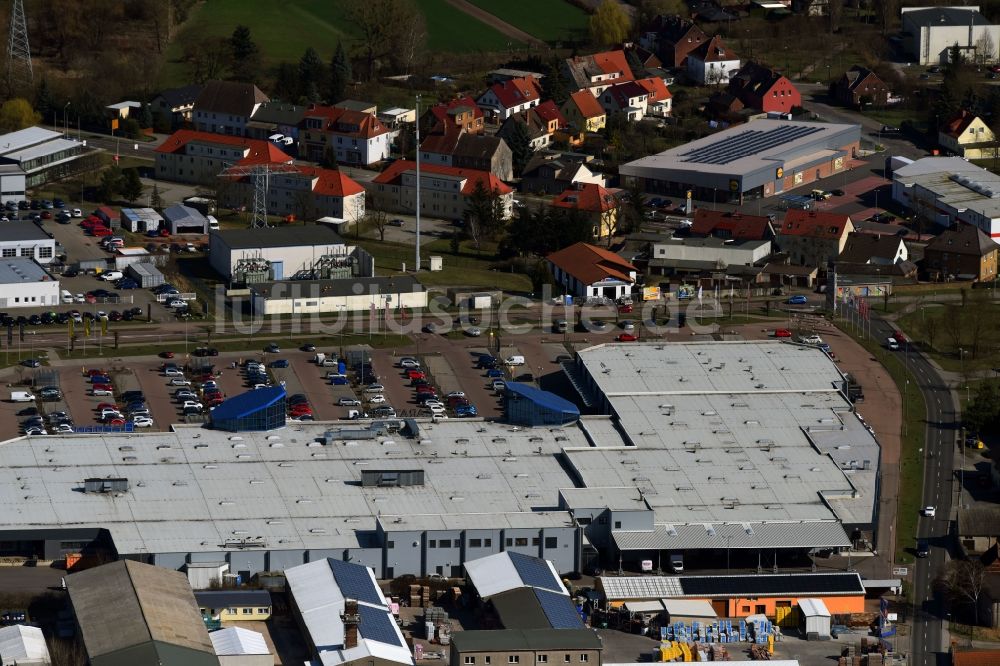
[552,182,619,239]
[938,110,998,160]
[420,127,513,181]
[151,84,203,128]
[193,80,269,136]
[923,223,998,281]
[776,209,854,269]
[521,151,606,195]
[690,209,776,241]
[367,160,513,220]
[834,66,891,109]
[424,96,485,134]
[300,104,392,165]
[563,50,634,96]
[687,35,740,86]
[155,129,292,185]
[476,76,542,122]
[598,81,649,121]
[727,62,801,114]
[561,90,607,133]
[635,77,673,117]
[497,106,558,152]
[640,15,709,69]
[546,241,637,301]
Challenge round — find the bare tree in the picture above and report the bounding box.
[940,559,988,625]
[366,207,389,242]
[392,10,427,75]
[348,0,421,80]
[977,32,997,65]
[922,310,939,352]
[942,303,965,352]
[967,291,995,358]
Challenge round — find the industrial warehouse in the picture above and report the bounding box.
[0,342,878,581]
[619,119,861,202]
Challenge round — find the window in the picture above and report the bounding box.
[387,540,395,549]
[509,657,519,664]
[506,538,513,547]
[532,537,540,546]
[545,537,557,549]
[257,608,269,614]
[2,248,15,257]
[38,247,52,258]
[469,538,482,548]
[614,521,621,529]
[576,517,591,525]
[242,608,252,615]
[741,606,751,613]
[227,608,237,614]
[514,537,528,547]
[484,538,492,547]
[485,658,491,665]
[564,656,571,663]
[428,540,437,548]
[465,658,476,665]
[755,604,766,614]
[538,657,548,663]
[439,539,452,548]
[597,516,607,525]
[580,656,588,662]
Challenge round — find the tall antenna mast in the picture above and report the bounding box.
[7,0,33,93]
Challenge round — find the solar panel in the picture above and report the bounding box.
[679,573,863,597]
[357,603,404,647]
[534,588,585,629]
[680,126,823,165]
[508,552,561,591]
[328,559,385,606]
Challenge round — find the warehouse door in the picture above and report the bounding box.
[711,599,727,617]
[271,261,283,280]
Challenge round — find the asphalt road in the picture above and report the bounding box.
[871,314,955,665]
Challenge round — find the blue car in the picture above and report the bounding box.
[787,295,808,305]
[90,375,111,384]
[486,368,504,378]
[330,376,349,385]
[455,404,478,417]
[270,359,289,368]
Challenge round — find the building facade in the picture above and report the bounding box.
[300,105,392,165]
[546,242,637,301]
[776,210,854,268]
[686,36,740,85]
[923,223,998,281]
[0,126,87,189]
[476,76,542,122]
[208,225,354,282]
[0,258,59,308]
[561,91,607,133]
[193,80,269,136]
[938,110,998,159]
[155,130,293,185]
[0,222,57,265]
[902,6,1000,65]
[833,66,890,108]
[367,161,514,221]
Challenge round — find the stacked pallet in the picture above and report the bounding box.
[409,584,431,608]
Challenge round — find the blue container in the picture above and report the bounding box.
[338,360,346,375]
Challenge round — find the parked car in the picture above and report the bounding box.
[270,359,289,368]
[337,397,362,406]
[787,295,808,305]
[774,328,792,338]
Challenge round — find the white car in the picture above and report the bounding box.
[174,390,197,401]
[337,397,362,407]
[399,358,420,369]
[252,383,271,389]
[620,320,635,331]
[99,270,124,282]
[369,393,386,404]
[163,367,184,376]
[99,408,122,419]
[799,334,823,345]
[132,416,154,427]
[90,387,113,396]
[446,391,465,399]
[55,423,74,433]
[423,400,444,409]
[166,299,187,309]
[922,506,936,518]
[182,401,203,410]
[168,377,191,386]
[73,293,85,303]
[24,426,47,435]
[427,404,447,415]
[364,384,385,393]
[71,208,82,217]
[491,379,506,392]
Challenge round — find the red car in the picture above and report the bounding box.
[416,385,436,394]
[96,402,119,411]
[198,373,216,382]
[616,333,638,342]
[159,229,170,237]
[91,226,112,237]
[87,369,109,377]
[159,351,175,359]
[92,383,113,391]
[774,328,792,338]
[405,370,425,380]
[618,304,633,314]
[107,418,126,427]
[81,217,100,228]
[290,403,313,413]
[290,407,313,417]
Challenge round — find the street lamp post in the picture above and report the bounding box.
[63,102,70,136]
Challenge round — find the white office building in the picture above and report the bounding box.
[0,258,59,308]
[0,222,57,265]
[902,6,1000,65]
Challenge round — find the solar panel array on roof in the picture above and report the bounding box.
[679,573,863,597]
[681,125,823,165]
[534,588,584,629]
[508,552,561,592]
[329,559,384,606]
[358,603,403,647]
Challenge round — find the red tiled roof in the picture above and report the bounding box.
[486,76,541,109]
[429,96,484,124]
[635,77,672,102]
[591,50,633,81]
[567,90,605,119]
[303,104,390,139]
[154,130,293,166]
[694,35,738,63]
[940,109,978,138]
[691,209,771,240]
[294,166,365,197]
[420,126,464,155]
[547,242,637,285]
[372,160,512,195]
[780,209,852,239]
[552,183,617,213]
[534,100,568,128]
[953,650,1000,666]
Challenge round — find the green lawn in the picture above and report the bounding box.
[417,0,524,52]
[464,0,589,43]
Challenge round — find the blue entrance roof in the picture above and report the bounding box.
[211,386,286,421]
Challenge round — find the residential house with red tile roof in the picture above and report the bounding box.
[686,35,740,86]
[552,182,620,240]
[635,77,673,117]
[299,104,392,165]
[423,96,485,135]
[727,62,801,114]
[776,209,854,268]
[367,160,514,220]
[476,76,542,122]
[192,80,269,136]
[923,223,998,281]
[419,126,513,180]
[521,151,606,195]
[690,209,776,241]
[563,50,634,96]
[938,109,998,159]
[561,90,607,133]
[598,81,650,121]
[833,66,891,109]
[154,130,292,185]
[546,241,637,300]
[222,165,367,222]
[497,106,559,153]
[639,15,709,68]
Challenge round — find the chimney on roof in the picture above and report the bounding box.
[342,599,360,649]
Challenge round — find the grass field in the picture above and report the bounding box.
[159,0,519,87]
[464,0,589,43]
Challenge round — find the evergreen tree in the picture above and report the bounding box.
[542,59,569,106]
[229,25,260,83]
[328,41,352,103]
[119,168,144,204]
[139,104,153,129]
[97,166,123,203]
[34,78,54,121]
[150,183,162,209]
[298,47,326,102]
[505,120,534,176]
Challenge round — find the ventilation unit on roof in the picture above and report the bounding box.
[361,469,425,487]
[83,477,129,494]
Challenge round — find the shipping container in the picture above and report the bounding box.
[126,262,165,288]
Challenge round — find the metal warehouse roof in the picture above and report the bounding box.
[0,624,50,664]
[210,386,285,421]
[598,572,863,601]
[465,551,567,598]
[127,262,163,277]
[505,381,581,418]
[209,626,269,656]
[212,224,344,250]
[611,521,850,551]
[0,257,49,284]
[0,126,62,154]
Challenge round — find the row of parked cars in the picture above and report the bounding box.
[400,356,477,418]
[162,361,224,415]
[96,388,155,429]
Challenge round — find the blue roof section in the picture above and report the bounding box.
[508,552,562,592]
[210,386,286,421]
[533,588,585,629]
[328,559,384,607]
[504,383,581,417]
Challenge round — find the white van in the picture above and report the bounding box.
[886,337,900,351]
[207,215,219,230]
[669,553,684,573]
[61,290,73,304]
[10,391,35,402]
[268,133,284,142]
[505,355,525,366]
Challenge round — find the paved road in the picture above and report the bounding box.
[871,314,955,666]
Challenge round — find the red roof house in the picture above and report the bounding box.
[546,241,638,300]
[727,62,801,114]
[690,209,776,241]
[476,76,542,121]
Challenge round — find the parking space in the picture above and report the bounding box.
[286,354,346,421]
[58,366,102,428]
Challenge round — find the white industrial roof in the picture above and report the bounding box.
[0,624,50,664]
[894,157,1000,220]
[623,600,665,613]
[0,126,61,154]
[464,552,567,598]
[4,137,79,164]
[797,597,831,618]
[285,559,413,666]
[0,258,50,285]
[210,626,269,656]
[661,599,718,617]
